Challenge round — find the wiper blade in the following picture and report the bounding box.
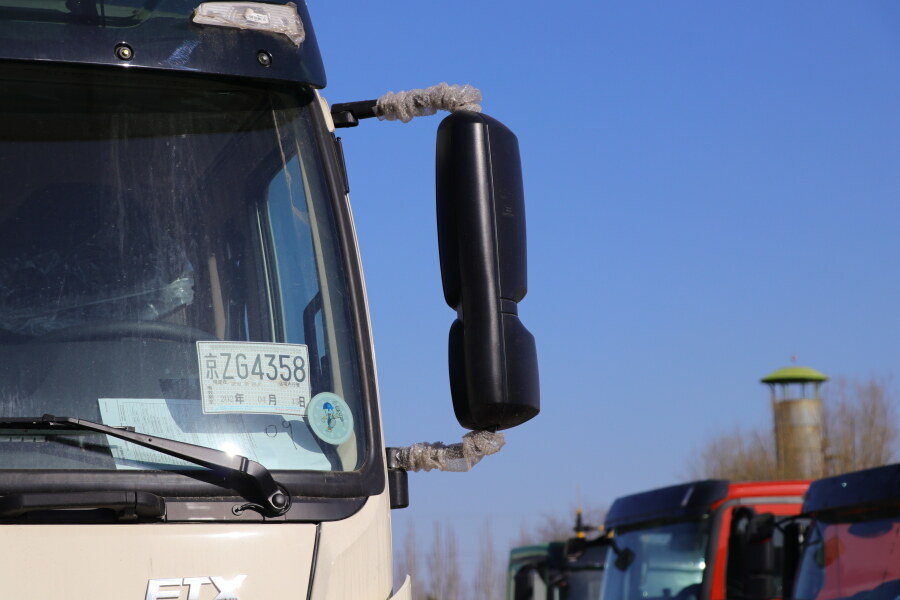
[0,415,291,517]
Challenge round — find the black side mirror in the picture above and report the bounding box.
[436,111,540,431]
[612,544,635,572]
[565,536,587,560]
[730,509,777,600]
[748,512,776,542]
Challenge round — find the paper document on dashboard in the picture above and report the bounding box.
[98,397,328,471]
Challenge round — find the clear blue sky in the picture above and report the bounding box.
[309,0,900,581]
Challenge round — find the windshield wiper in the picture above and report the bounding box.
[0,415,291,517]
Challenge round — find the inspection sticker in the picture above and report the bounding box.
[197,341,311,416]
[307,392,354,445]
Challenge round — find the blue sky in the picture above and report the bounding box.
[308,0,900,580]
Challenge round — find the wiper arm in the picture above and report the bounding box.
[0,415,291,517]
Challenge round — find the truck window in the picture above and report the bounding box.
[602,520,710,600]
[0,61,366,476]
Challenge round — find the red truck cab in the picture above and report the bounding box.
[601,479,808,600]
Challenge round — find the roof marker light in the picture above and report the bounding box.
[193,2,305,47]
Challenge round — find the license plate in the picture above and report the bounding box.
[196,341,311,416]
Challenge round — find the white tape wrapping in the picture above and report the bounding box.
[390,430,505,472]
[375,83,483,123]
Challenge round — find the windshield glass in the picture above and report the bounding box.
[601,521,709,600]
[793,514,900,600]
[0,62,366,474]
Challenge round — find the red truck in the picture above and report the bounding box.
[600,479,809,600]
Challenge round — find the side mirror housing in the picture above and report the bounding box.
[436,111,540,431]
[565,536,587,560]
[747,512,776,543]
[613,545,635,572]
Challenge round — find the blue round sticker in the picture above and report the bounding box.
[307,392,354,445]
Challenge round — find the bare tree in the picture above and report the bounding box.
[514,504,607,546]
[823,376,897,475]
[425,523,443,600]
[425,522,462,600]
[444,526,461,600]
[687,427,777,481]
[472,519,502,600]
[394,523,425,600]
[408,525,424,600]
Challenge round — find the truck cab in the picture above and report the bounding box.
[787,463,900,600]
[0,1,539,598]
[600,479,808,600]
[508,539,607,600]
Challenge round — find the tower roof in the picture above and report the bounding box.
[760,366,829,384]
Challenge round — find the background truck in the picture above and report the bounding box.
[507,513,608,600]
[0,1,539,598]
[600,479,808,600]
[778,463,900,600]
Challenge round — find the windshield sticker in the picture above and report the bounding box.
[98,398,329,471]
[196,341,311,416]
[307,392,354,445]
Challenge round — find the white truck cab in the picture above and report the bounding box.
[0,2,539,598]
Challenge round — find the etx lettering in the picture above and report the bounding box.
[146,575,247,600]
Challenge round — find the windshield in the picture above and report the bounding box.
[0,62,366,476]
[793,514,900,600]
[601,521,710,600]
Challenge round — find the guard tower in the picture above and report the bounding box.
[761,365,828,480]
